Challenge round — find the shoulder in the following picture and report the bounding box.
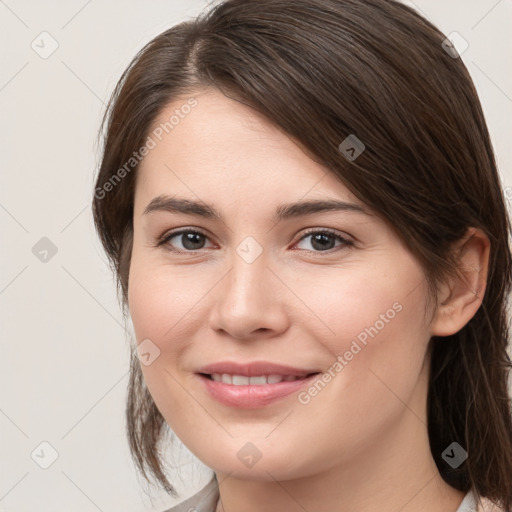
[476,496,508,512]
[161,483,508,512]
[464,489,509,512]
[161,475,219,512]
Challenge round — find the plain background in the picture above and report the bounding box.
[1,1,511,511]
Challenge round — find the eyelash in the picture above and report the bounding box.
[156,227,354,255]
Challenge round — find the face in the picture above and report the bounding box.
[128,88,435,481]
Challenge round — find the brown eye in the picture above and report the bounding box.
[159,229,214,252]
[295,229,354,253]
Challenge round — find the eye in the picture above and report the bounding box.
[157,229,214,252]
[157,227,354,254]
[293,228,354,253]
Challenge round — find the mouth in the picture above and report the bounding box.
[196,371,322,408]
[199,372,320,385]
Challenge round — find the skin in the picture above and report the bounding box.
[128,88,490,512]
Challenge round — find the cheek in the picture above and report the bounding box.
[291,261,430,412]
[299,268,430,420]
[127,252,202,417]
[127,247,203,347]
[294,260,429,357]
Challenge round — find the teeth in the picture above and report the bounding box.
[221,373,232,384]
[210,373,304,385]
[248,376,266,385]
[232,375,249,385]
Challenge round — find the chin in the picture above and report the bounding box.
[203,445,315,482]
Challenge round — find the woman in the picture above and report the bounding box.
[92,1,512,511]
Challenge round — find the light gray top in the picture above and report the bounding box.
[163,475,219,512]
[162,475,479,512]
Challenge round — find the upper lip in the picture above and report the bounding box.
[197,361,321,377]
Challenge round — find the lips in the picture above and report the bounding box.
[197,360,320,378]
[195,361,321,408]
[208,373,306,385]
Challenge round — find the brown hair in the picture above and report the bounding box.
[92,0,512,507]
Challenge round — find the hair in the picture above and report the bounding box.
[92,0,512,508]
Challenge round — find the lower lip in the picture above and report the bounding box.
[196,373,319,409]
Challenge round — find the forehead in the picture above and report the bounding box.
[135,88,363,210]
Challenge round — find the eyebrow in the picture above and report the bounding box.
[143,195,372,222]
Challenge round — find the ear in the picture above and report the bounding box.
[430,227,490,337]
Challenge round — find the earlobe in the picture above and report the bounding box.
[430,227,490,337]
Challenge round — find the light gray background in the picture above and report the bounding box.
[1,1,511,511]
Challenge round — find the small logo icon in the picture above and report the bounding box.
[31,31,59,59]
[32,237,58,263]
[31,441,59,469]
[136,338,161,366]
[441,441,468,469]
[441,32,469,59]
[236,236,263,264]
[338,134,365,161]
[237,442,263,468]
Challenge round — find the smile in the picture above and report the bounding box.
[206,373,316,385]
[197,372,321,408]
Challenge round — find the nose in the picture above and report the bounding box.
[208,246,289,341]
